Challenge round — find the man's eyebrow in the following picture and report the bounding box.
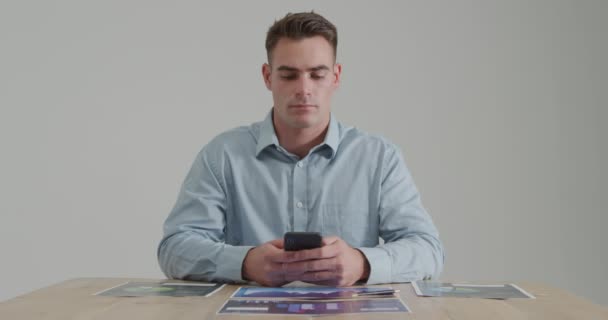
[309,65,330,72]
[276,65,330,72]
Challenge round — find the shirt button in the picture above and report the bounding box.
[296,201,303,208]
[297,162,304,168]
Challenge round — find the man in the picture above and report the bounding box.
[158,11,444,287]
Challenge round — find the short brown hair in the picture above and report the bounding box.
[265,11,338,63]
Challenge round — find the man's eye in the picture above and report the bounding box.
[311,73,326,80]
[280,74,297,80]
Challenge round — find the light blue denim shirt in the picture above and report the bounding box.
[158,110,444,284]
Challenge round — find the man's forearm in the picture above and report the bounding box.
[158,231,254,282]
[358,233,444,284]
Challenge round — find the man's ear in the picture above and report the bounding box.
[333,63,342,87]
[262,63,272,90]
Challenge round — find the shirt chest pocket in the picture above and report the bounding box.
[320,204,378,247]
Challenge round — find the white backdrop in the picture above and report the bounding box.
[1,0,606,306]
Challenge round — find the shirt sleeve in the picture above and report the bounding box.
[157,146,254,283]
[358,144,445,284]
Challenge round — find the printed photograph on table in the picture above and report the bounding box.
[218,298,410,315]
[412,281,535,299]
[231,286,398,299]
[95,281,225,297]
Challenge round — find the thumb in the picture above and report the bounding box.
[268,238,285,249]
[322,236,340,246]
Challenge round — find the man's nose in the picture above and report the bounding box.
[294,76,313,98]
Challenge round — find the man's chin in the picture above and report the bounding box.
[290,117,319,129]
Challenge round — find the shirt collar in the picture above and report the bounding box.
[255,109,340,159]
[255,110,279,156]
[323,112,340,158]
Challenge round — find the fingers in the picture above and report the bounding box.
[278,243,341,262]
[264,239,290,264]
[285,270,356,286]
[284,270,338,283]
[307,278,356,287]
[281,257,338,275]
[244,239,299,286]
[265,261,288,284]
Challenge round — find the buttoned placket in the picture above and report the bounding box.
[292,157,308,232]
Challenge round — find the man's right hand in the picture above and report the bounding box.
[242,239,289,287]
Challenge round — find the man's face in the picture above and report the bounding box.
[263,36,341,130]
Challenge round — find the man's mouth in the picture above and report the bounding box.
[289,104,316,109]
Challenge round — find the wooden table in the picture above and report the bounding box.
[1,278,607,319]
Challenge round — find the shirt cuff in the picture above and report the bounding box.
[215,245,255,282]
[357,247,392,284]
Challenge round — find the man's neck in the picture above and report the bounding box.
[273,115,329,159]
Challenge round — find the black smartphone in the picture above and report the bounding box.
[284,232,322,251]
